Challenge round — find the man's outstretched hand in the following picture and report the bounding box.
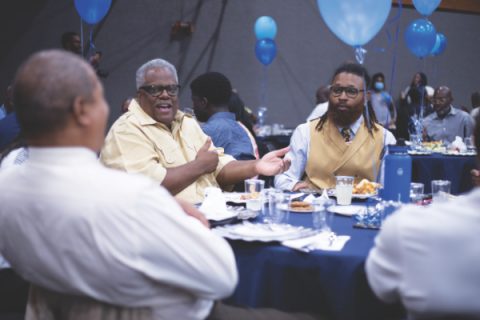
[255,147,291,176]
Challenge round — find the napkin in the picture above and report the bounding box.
[229,223,300,238]
[199,187,236,221]
[450,136,467,152]
[282,233,351,252]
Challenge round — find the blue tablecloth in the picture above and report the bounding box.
[224,208,405,320]
[411,153,477,194]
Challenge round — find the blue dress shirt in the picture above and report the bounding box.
[201,112,254,160]
[0,112,20,150]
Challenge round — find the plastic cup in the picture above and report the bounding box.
[312,198,335,233]
[244,179,265,212]
[410,182,424,203]
[431,180,451,203]
[335,176,354,205]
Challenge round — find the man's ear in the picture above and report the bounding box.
[71,96,92,126]
[366,90,371,102]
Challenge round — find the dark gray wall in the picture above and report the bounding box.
[1,0,479,129]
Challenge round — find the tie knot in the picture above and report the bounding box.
[341,128,351,142]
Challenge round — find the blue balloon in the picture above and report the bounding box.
[404,19,437,58]
[74,0,112,25]
[255,39,277,66]
[413,0,442,16]
[430,32,447,56]
[316,0,391,47]
[254,16,277,40]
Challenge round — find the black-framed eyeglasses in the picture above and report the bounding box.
[329,85,365,99]
[139,84,180,97]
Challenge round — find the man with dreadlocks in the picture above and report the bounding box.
[275,62,396,191]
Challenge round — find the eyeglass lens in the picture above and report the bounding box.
[330,86,361,98]
[141,85,179,97]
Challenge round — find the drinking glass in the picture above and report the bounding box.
[269,191,290,225]
[410,134,422,151]
[312,198,335,233]
[410,182,424,203]
[431,180,451,203]
[244,179,264,212]
[465,137,476,152]
[335,176,354,205]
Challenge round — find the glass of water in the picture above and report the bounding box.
[312,198,335,233]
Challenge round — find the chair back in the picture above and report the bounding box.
[26,285,153,320]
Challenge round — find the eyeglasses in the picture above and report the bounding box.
[139,84,180,97]
[329,85,365,99]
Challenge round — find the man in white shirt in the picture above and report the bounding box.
[0,50,237,319]
[275,63,396,191]
[366,115,480,319]
[1,50,322,320]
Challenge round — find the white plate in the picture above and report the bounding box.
[328,189,378,199]
[212,222,317,242]
[441,151,476,156]
[328,205,365,216]
[408,150,433,156]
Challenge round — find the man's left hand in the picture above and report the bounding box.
[255,147,291,176]
[176,199,210,228]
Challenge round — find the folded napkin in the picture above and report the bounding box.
[229,223,300,238]
[282,233,350,252]
[199,187,236,221]
[303,188,330,204]
[450,136,467,152]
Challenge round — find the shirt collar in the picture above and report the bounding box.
[208,112,236,122]
[432,105,456,120]
[336,115,364,135]
[129,99,185,131]
[28,147,98,165]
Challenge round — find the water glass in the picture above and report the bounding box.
[335,176,354,205]
[410,182,424,203]
[465,137,476,152]
[245,179,264,212]
[267,190,290,224]
[431,180,451,203]
[312,198,335,233]
[410,133,422,151]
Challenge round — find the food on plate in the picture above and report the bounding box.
[240,192,260,200]
[422,141,445,152]
[353,179,380,195]
[290,201,313,212]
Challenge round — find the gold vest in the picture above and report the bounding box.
[305,118,385,189]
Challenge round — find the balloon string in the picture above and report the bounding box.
[80,17,84,57]
[388,0,402,99]
[89,26,97,53]
[261,65,268,108]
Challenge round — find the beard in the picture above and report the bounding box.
[328,101,364,127]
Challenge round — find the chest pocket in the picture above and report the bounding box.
[155,145,178,166]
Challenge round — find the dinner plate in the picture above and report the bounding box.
[212,222,318,242]
[328,189,378,199]
[277,203,314,213]
[441,150,476,156]
[408,150,433,156]
[328,205,365,217]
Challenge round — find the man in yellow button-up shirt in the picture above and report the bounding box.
[100,58,289,204]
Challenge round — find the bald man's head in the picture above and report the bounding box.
[433,86,453,118]
[13,50,97,138]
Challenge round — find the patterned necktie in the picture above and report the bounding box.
[341,127,351,142]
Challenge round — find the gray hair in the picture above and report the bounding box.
[135,59,178,89]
